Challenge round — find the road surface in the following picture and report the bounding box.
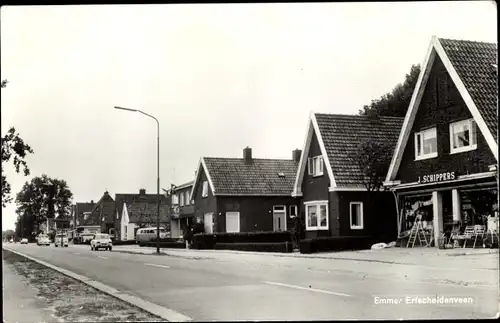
[4,243,498,321]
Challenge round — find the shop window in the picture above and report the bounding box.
[449,119,477,154]
[414,127,438,160]
[460,189,498,226]
[350,202,364,230]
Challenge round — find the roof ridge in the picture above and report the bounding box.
[203,156,296,161]
[438,37,497,46]
[314,112,404,119]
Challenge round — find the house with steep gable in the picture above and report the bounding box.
[190,147,301,234]
[292,112,404,240]
[384,36,498,246]
[115,188,170,241]
[81,191,116,237]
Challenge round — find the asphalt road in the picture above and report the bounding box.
[4,243,498,321]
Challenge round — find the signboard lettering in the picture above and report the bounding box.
[418,172,456,184]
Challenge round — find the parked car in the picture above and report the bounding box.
[54,234,69,247]
[90,233,112,251]
[135,227,168,244]
[37,234,51,246]
[20,238,28,244]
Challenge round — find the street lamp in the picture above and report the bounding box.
[114,106,161,254]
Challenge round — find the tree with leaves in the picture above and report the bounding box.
[359,64,421,118]
[352,139,394,193]
[15,174,73,232]
[2,127,34,207]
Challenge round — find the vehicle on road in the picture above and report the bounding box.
[37,234,51,246]
[20,238,28,244]
[90,233,113,251]
[55,234,69,247]
[9,239,14,243]
[135,227,168,243]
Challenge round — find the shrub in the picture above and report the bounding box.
[112,240,138,246]
[139,241,186,248]
[299,236,375,254]
[214,242,293,253]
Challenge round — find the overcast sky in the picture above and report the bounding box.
[1,2,497,230]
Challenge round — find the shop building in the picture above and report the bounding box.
[164,181,195,238]
[384,36,498,247]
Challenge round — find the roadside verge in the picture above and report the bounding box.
[3,247,192,322]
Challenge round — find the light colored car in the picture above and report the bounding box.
[90,233,113,251]
[37,234,50,246]
[54,234,69,247]
[20,238,28,244]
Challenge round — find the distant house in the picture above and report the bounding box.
[384,36,498,246]
[81,191,116,237]
[164,181,194,238]
[190,147,301,234]
[72,201,96,227]
[115,189,170,241]
[292,112,403,240]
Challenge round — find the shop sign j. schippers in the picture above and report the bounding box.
[417,171,456,184]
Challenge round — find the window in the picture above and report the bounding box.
[414,127,438,160]
[449,119,477,154]
[289,205,298,218]
[202,181,209,198]
[185,191,190,205]
[172,194,179,205]
[226,212,240,233]
[307,155,324,176]
[350,202,364,230]
[304,201,328,230]
[180,193,184,206]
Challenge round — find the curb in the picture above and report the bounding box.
[3,247,192,322]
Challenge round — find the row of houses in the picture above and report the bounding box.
[67,36,497,248]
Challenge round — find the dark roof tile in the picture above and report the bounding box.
[439,38,498,139]
[204,157,299,196]
[315,114,404,187]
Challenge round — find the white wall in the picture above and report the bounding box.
[171,219,180,238]
[127,223,138,240]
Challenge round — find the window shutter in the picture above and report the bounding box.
[308,158,313,175]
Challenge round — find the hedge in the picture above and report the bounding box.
[150,237,184,243]
[299,236,375,254]
[139,241,186,248]
[214,242,293,253]
[112,240,138,246]
[191,231,292,250]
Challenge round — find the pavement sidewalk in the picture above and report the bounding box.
[2,260,55,323]
[109,244,499,268]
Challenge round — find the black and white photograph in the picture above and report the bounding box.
[1,1,498,322]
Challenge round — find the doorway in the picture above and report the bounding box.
[273,206,287,232]
[204,213,214,234]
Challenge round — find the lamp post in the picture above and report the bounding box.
[114,106,161,254]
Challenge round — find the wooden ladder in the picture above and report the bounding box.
[407,215,428,248]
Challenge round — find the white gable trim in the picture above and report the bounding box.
[292,111,337,196]
[386,36,438,183]
[190,157,216,199]
[386,36,498,183]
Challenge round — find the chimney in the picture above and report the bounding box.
[292,149,302,163]
[243,147,252,164]
[139,188,146,195]
[90,200,94,205]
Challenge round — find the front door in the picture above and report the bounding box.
[204,213,214,234]
[273,206,287,232]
